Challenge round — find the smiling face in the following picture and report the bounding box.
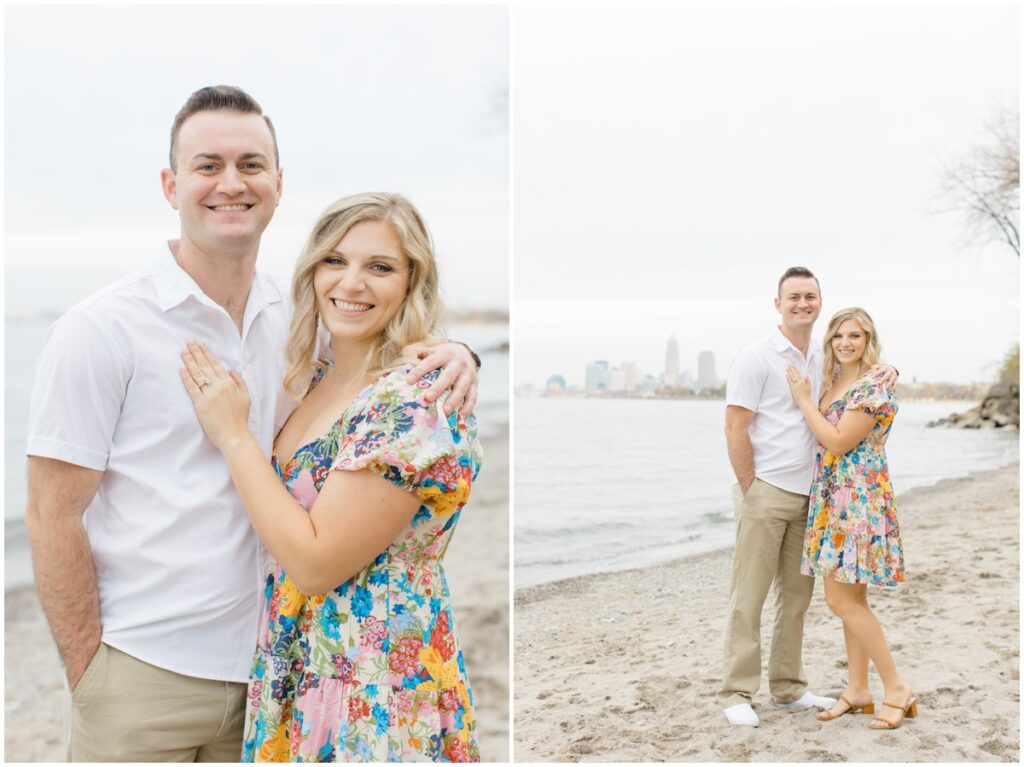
[160,110,282,255]
[830,318,868,368]
[314,219,411,349]
[774,275,822,332]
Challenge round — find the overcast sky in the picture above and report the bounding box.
[514,4,1020,386]
[5,4,508,314]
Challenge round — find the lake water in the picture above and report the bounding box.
[514,396,1019,588]
[5,315,507,586]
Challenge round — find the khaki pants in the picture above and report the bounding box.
[718,478,815,708]
[64,643,248,762]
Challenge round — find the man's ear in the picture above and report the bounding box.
[160,168,179,210]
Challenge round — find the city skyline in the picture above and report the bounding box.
[540,339,722,392]
[515,5,1018,388]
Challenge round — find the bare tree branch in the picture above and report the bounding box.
[936,106,1020,256]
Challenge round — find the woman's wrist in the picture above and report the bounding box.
[220,429,257,456]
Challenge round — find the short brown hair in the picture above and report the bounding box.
[777,266,820,296]
[169,85,279,171]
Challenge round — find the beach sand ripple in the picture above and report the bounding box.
[514,463,1019,762]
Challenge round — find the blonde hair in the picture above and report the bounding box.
[283,192,444,399]
[822,307,882,381]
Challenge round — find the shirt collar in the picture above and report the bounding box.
[772,325,822,360]
[150,241,283,314]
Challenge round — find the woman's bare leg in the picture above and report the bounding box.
[844,585,871,690]
[819,584,872,717]
[824,579,911,724]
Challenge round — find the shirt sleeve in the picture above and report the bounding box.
[846,377,895,421]
[725,349,766,412]
[26,312,131,471]
[330,369,482,506]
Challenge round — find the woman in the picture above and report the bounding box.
[179,193,482,761]
[785,307,915,730]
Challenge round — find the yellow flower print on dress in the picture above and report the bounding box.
[418,477,470,517]
[416,646,461,692]
[278,576,308,618]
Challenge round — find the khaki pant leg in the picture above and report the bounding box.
[195,682,247,762]
[66,643,243,762]
[766,485,815,704]
[717,479,790,708]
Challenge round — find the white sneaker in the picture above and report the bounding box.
[723,702,760,726]
[775,691,837,711]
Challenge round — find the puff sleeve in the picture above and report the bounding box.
[330,369,482,513]
[846,376,896,421]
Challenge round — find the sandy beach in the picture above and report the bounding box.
[514,463,1019,762]
[4,432,509,763]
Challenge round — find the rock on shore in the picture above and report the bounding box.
[930,382,1019,430]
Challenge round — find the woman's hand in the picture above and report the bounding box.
[179,340,252,453]
[402,340,479,416]
[785,365,813,405]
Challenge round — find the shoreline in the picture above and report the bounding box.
[515,462,1020,762]
[5,431,509,762]
[516,460,1020,598]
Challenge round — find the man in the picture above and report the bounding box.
[717,266,895,727]
[25,86,479,761]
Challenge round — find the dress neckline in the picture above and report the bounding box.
[272,361,414,471]
[819,372,875,415]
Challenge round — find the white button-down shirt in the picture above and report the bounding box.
[26,246,292,682]
[726,327,825,495]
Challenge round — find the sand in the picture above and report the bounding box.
[4,432,509,763]
[514,463,1020,762]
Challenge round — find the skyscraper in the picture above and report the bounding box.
[697,350,719,390]
[665,335,679,386]
[585,360,609,391]
[622,362,641,391]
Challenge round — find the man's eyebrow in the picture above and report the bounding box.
[190,152,270,162]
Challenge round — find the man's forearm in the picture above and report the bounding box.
[26,513,102,688]
[725,429,756,492]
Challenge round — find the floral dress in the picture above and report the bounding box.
[801,375,905,587]
[242,364,483,762]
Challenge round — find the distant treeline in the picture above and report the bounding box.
[443,308,508,324]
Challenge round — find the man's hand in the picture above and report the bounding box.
[870,363,899,392]
[403,341,479,417]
